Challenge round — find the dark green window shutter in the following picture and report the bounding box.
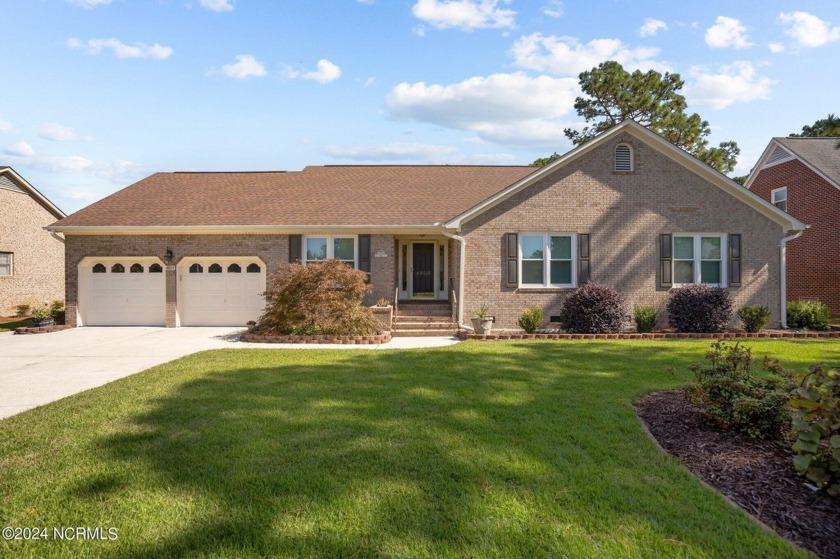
[660,234,672,288]
[504,233,518,288]
[578,233,590,285]
[358,234,371,282]
[289,235,302,263]
[728,233,741,287]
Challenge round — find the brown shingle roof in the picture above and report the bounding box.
[775,137,840,188]
[53,165,537,228]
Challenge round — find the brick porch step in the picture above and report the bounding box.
[391,328,458,337]
[392,301,456,337]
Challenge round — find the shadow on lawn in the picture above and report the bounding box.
[91,342,794,558]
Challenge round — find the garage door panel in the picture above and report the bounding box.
[180,259,265,326]
[84,259,165,326]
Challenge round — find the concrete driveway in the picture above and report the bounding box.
[0,327,459,419]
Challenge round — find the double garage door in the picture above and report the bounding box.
[82,257,265,327]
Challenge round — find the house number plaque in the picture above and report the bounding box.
[374,250,388,258]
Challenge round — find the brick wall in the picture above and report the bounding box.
[64,233,397,326]
[0,188,64,316]
[749,158,840,315]
[459,134,785,329]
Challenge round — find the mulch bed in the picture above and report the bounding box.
[635,391,840,559]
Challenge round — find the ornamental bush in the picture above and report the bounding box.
[684,341,794,440]
[667,285,733,333]
[787,300,831,331]
[517,307,544,334]
[633,305,657,333]
[256,259,379,336]
[738,305,770,333]
[558,282,626,334]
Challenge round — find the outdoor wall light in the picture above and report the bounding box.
[164,249,173,265]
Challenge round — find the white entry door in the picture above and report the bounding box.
[178,258,266,326]
[84,259,166,326]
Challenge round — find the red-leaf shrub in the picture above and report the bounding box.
[255,260,379,336]
[558,282,627,333]
[667,285,733,333]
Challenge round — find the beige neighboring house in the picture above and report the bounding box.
[0,167,66,316]
[48,120,805,331]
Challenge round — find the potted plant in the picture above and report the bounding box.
[471,304,494,334]
[31,307,54,327]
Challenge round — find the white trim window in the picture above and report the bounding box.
[771,187,788,213]
[519,233,576,288]
[0,252,11,276]
[673,234,726,286]
[303,235,357,268]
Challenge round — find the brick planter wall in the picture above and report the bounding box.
[14,325,72,335]
[240,332,392,345]
[459,330,840,341]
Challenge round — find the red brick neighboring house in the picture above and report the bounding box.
[0,167,66,316]
[48,121,804,330]
[745,137,840,315]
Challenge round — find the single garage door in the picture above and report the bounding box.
[179,258,266,326]
[84,259,166,326]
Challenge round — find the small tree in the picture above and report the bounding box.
[256,260,378,336]
[558,282,626,333]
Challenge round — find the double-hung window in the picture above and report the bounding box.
[0,252,11,276]
[673,234,726,286]
[771,187,788,212]
[519,233,575,288]
[303,236,357,268]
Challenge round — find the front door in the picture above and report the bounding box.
[412,243,435,297]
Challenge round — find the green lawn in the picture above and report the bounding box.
[0,319,31,332]
[2,340,839,558]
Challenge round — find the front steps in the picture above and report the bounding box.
[392,301,458,337]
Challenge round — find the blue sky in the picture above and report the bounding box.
[2,0,839,214]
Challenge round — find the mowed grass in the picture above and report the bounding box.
[2,340,840,558]
[0,319,32,332]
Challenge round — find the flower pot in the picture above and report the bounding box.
[471,317,494,334]
[31,318,54,327]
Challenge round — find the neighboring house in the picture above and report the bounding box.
[0,167,66,316]
[745,137,840,315]
[48,120,804,330]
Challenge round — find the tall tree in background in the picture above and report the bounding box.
[791,114,840,148]
[549,61,740,173]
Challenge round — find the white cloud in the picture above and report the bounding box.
[303,59,342,83]
[39,123,92,142]
[0,119,12,134]
[542,1,563,18]
[768,42,785,53]
[66,0,112,7]
[704,16,753,49]
[5,141,35,158]
[199,0,234,11]
[356,0,375,4]
[510,33,666,76]
[221,55,267,79]
[66,37,173,59]
[639,18,667,37]
[685,61,775,110]
[411,0,516,31]
[778,11,840,48]
[386,72,580,147]
[323,143,456,161]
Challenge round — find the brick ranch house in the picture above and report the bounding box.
[48,120,805,331]
[0,167,66,316]
[745,136,840,315]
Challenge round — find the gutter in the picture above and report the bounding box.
[48,230,65,244]
[436,225,469,330]
[780,228,806,329]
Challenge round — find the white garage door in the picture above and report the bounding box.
[179,258,266,326]
[84,259,166,326]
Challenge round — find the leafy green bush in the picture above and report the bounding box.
[558,282,626,334]
[684,341,794,440]
[15,304,30,317]
[256,259,379,336]
[50,300,65,325]
[517,307,544,334]
[30,307,51,321]
[738,305,770,333]
[786,300,830,331]
[633,305,657,333]
[789,363,840,497]
[667,285,733,333]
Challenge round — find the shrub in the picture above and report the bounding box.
[558,282,626,334]
[255,260,378,336]
[788,363,840,497]
[738,305,770,333]
[667,285,733,333]
[30,307,51,321]
[684,341,794,440]
[786,300,830,331]
[517,307,544,334]
[15,304,31,317]
[50,300,66,325]
[633,305,657,333]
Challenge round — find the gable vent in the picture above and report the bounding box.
[614,144,632,172]
[0,175,23,193]
[766,145,793,166]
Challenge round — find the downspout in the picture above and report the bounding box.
[779,228,804,329]
[436,225,469,329]
[49,231,66,244]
